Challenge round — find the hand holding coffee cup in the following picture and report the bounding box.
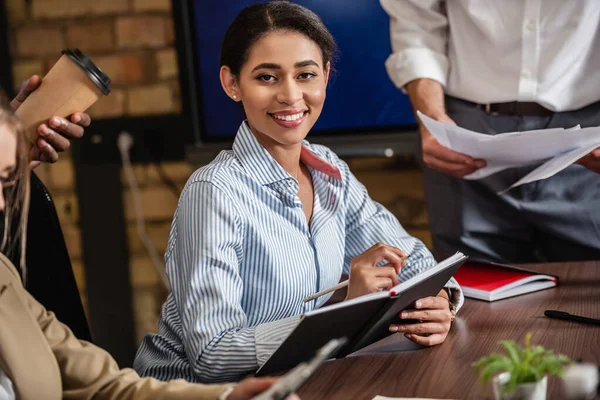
[11,75,92,164]
[14,49,110,163]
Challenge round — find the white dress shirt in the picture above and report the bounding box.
[381,0,600,112]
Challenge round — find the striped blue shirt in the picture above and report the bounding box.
[133,122,463,383]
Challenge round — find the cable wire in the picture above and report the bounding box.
[117,131,169,289]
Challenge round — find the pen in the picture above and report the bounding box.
[303,280,348,303]
[303,256,408,303]
[544,310,600,326]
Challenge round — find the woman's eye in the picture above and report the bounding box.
[298,72,316,80]
[258,74,276,82]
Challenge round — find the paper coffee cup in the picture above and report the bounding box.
[15,48,111,145]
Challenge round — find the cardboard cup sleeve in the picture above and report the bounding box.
[15,48,111,145]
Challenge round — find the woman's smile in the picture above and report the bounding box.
[268,109,309,128]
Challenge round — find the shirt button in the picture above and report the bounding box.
[522,69,532,78]
[526,21,536,31]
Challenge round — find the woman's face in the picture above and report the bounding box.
[0,124,17,212]
[222,31,330,148]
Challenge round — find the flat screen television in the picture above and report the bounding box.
[174,0,418,159]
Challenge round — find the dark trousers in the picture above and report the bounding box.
[421,96,600,263]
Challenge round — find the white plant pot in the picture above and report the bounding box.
[492,372,547,400]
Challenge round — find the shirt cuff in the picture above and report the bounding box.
[385,48,449,93]
[254,315,302,366]
[444,277,464,311]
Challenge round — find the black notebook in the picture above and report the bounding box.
[256,252,468,375]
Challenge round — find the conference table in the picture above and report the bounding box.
[298,261,600,399]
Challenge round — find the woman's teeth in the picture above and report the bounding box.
[272,112,304,121]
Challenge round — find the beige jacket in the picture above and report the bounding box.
[0,253,230,400]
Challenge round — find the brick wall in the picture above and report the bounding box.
[5,0,183,343]
[8,0,180,119]
[4,0,431,345]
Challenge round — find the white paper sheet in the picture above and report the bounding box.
[497,141,600,195]
[416,111,600,191]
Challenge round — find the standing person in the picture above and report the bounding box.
[0,95,295,400]
[381,0,600,263]
[134,0,462,385]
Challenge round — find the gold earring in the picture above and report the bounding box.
[233,95,237,100]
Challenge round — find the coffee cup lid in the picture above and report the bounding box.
[62,48,111,95]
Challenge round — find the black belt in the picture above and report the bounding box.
[482,101,554,117]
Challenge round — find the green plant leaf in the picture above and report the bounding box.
[479,357,513,384]
[501,339,522,366]
[474,333,573,394]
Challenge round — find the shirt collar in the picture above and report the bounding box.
[232,121,342,185]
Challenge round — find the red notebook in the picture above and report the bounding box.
[453,260,558,301]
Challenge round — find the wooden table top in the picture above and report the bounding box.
[298,261,600,400]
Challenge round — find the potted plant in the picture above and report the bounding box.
[473,333,572,400]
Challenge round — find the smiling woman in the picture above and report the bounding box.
[218,1,335,158]
[133,0,462,384]
[221,32,329,152]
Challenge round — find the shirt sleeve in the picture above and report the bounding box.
[167,181,299,383]
[340,159,463,310]
[20,278,231,399]
[380,0,450,90]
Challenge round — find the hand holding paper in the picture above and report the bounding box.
[417,111,600,192]
[419,114,486,178]
[576,147,600,174]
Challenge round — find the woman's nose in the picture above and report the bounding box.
[276,79,302,105]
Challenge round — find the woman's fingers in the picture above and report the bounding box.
[366,265,399,286]
[404,333,447,347]
[347,243,408,299]
[374,277,394,290]
[387,295,453,346]
[389,321,448,335]
[359,243,407,274]
[413,296,448,310]
[364,242,406,260]
[399,308,451,323]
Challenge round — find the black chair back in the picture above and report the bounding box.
[21,172,92,341]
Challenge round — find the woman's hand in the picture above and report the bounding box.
[10,75,92,166]
[346,243,407,300]
[388,288,453,346]
[228,377,300,400]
